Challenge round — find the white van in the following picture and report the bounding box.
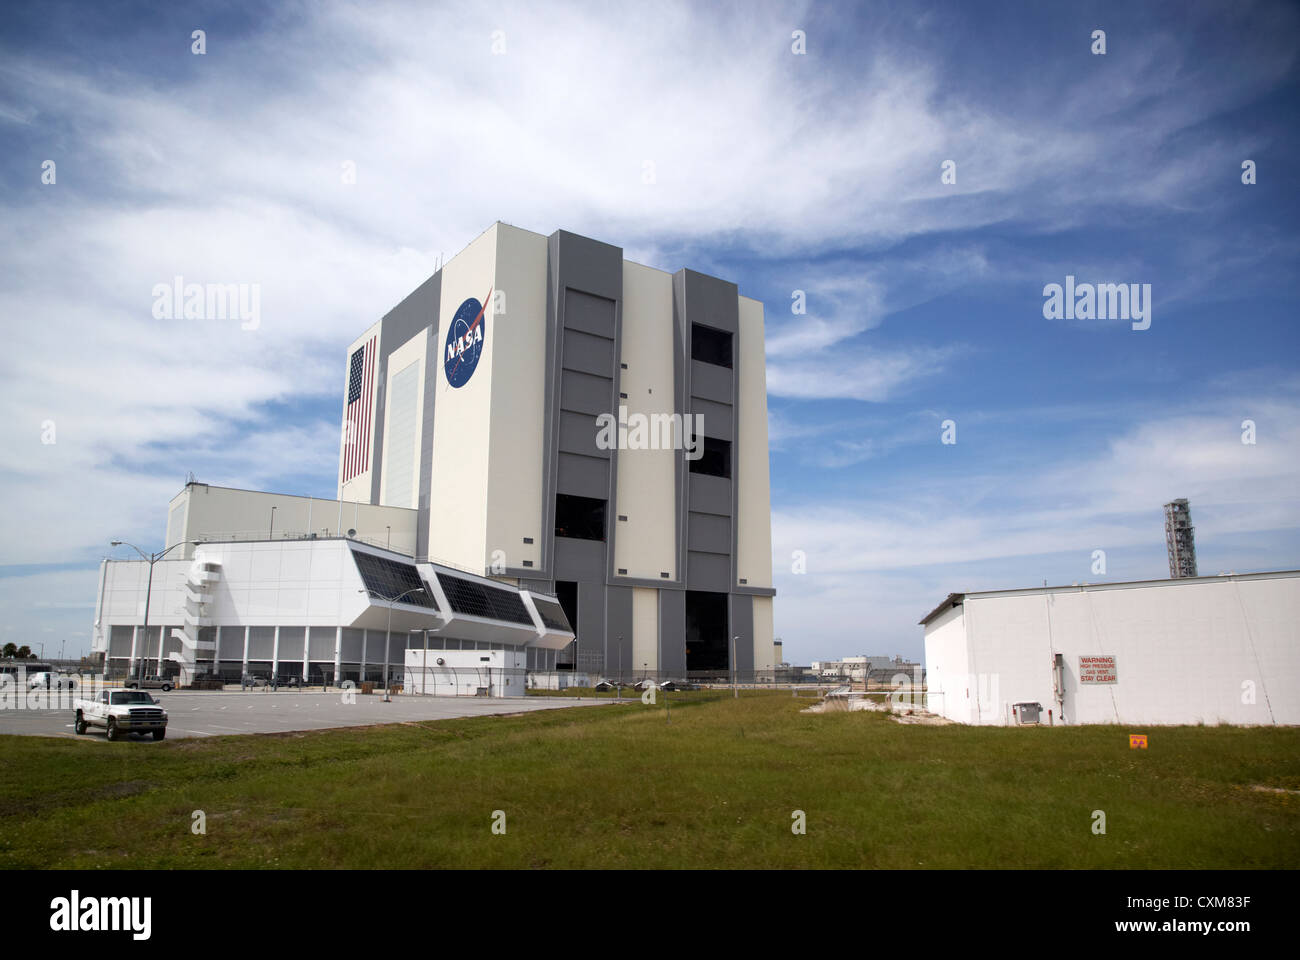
[28,672,77,690]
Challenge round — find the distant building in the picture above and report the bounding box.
[809,655,920,682]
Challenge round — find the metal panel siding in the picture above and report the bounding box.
[558,410,604,458]
[564,290,617,337]
[578,579,606,669]
[688,513,731,554]
[554,536,606,581]
[557,452,610,500]
[553,231,624,300]
[216,626,243,660]
[658,589,686,674]
[383,359,420,508]
[247,627,275,660]
[559,369,615,416]
[277,626,306,662]
[688,473,731,516]
[417,314,440,555]
[605,586,634,675]
[561,329,616,376]
[371,272,443,506]
[307,627,335,661]
[692,398,733,441]
[687,551,731,592]
[731,594,754,673]
[339,628,364,663]
[690,360,733,404]
[682,269,740,333]
[109,625,134,658]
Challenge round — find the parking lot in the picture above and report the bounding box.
[0,689,611,741]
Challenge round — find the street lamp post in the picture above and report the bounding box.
[111,539,193,681]
[360,585,428,702]
[269,506,277,539]
[732,634,741,699]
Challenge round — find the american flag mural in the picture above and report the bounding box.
[341,335,376,483]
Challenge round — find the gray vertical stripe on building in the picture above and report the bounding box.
[416,273,442,557]
[370,271,443,507]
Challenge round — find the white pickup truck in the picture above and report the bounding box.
[74,689,169,741]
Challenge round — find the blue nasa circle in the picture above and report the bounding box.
[443,296,486,388]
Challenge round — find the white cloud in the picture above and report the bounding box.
[772,394,1300,660]
[0,0,1296,656]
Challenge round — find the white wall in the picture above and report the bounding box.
[925,573,1300,726]
[922,602,974,725]
[166,484,418,558]
[427,224,498,571]
[486,223,548,571]
[735,295,773,590]
[404,647,525,697]
[381,332,428,510]
[614,261,678,580]
[632,586,659,672]
[95,541,375,657]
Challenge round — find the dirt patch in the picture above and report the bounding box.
[891,713,954,725]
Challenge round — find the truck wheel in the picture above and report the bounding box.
[106,718,120,742]
[152,729,166,741]
[162,683,173,692]
[74,713,87,735]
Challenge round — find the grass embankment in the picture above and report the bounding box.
[1,692,1296,868]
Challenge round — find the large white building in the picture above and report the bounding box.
[921,570,1300,726]
[335,221,775,679]
[93,484,574,692]
[91,222,776,689]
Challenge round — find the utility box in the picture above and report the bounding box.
[1013,701,1043,725]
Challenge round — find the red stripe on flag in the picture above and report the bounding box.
[361,337,374,475]
[343,367,352,483]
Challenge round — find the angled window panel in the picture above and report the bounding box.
[352,549,438,609]
[532,599,572,632]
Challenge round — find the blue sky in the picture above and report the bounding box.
[1,0,1297,663]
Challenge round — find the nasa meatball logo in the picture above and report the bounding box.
[444,288,491,388]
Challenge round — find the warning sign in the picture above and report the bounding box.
[1078,655,1118,684]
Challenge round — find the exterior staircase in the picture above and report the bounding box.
[169,559,221,686]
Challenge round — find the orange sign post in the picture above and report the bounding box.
[1129,734,1148,749]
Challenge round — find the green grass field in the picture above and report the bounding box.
[1,691,1296,869]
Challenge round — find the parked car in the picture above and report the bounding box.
[270,675,303,689]
[74,689,168,741]
[124,675,175,691]
[28,671,78,689]
[241,674,268,688]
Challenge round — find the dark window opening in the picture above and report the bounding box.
[685,591,729,672]
[689,437,731,479]
[691,323,733,368]
[555,494,606,541]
